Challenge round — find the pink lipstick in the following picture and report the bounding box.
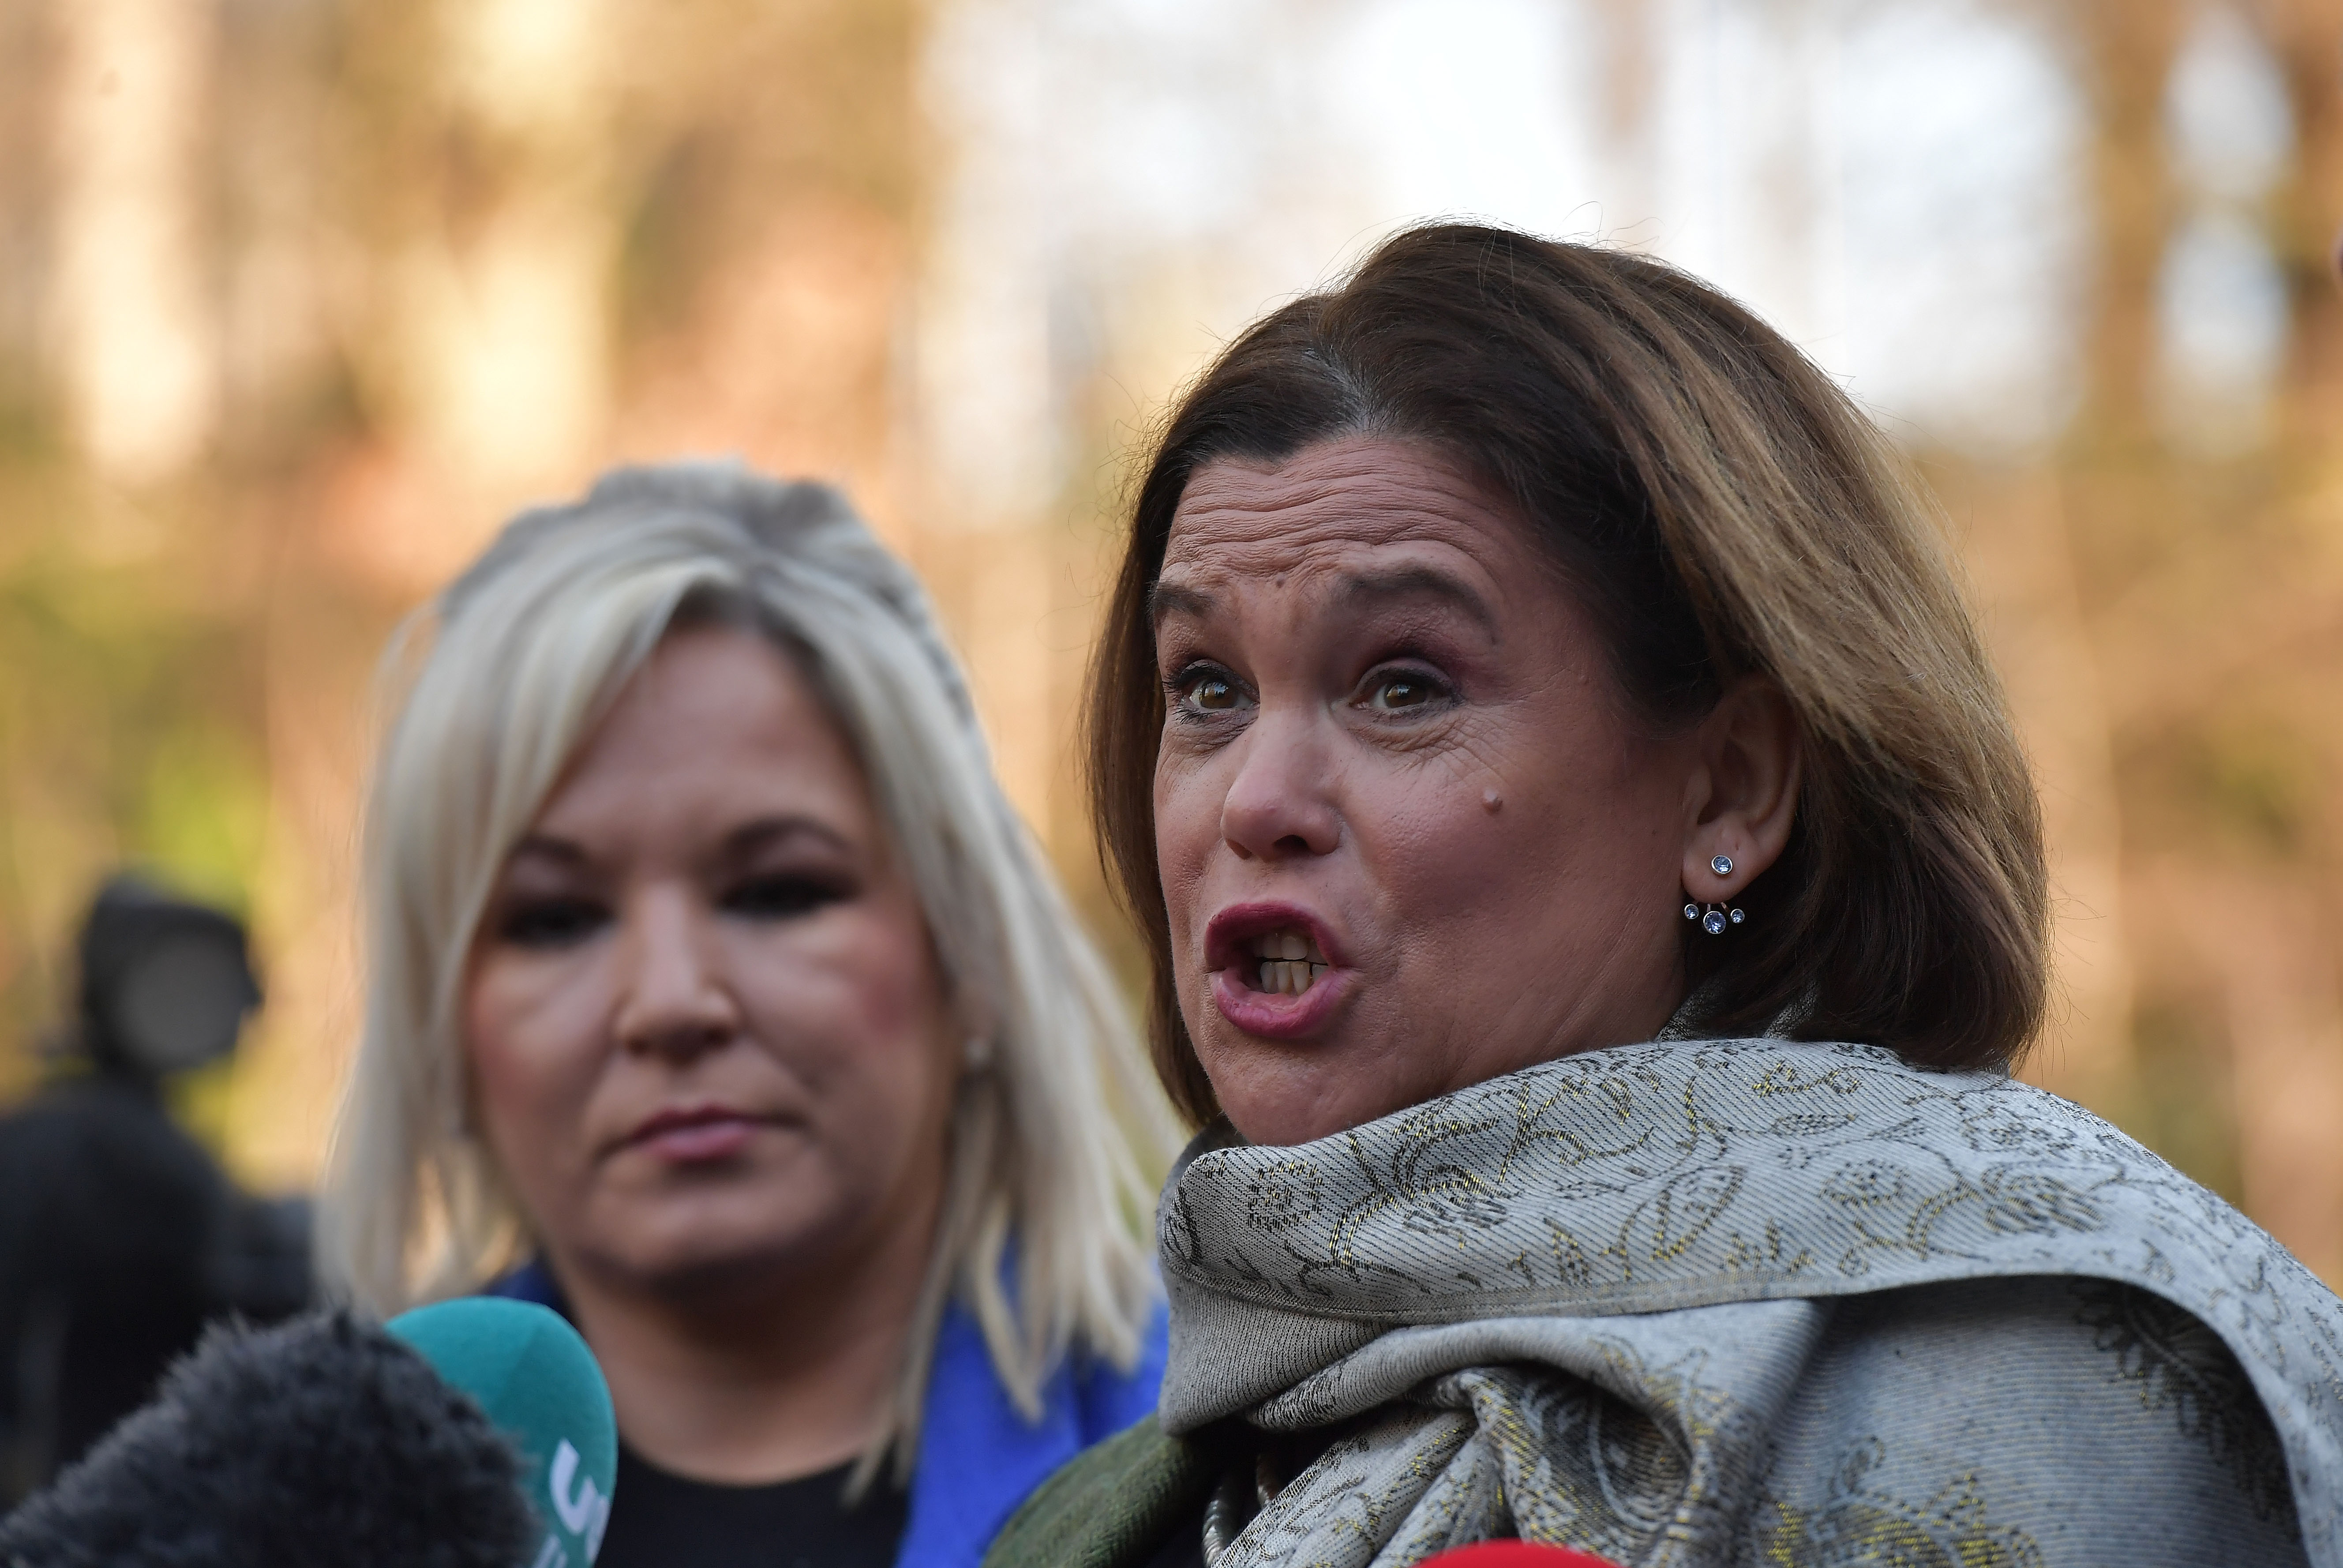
[1202,901,1356,1042]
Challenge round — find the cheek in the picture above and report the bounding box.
[1152,754,1219,933]
[463,953,611,1183]
[1350,773,1516,927]
[734,903,954,1127]
[1367,713,1682,934]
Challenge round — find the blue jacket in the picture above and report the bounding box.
[488,1261,1168,1568]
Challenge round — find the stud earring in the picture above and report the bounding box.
[1683,899,1746,936]
[1683,854,1743,934]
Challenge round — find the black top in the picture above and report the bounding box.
[595,1448,910,1568]
[1141,1511,1206,1568]
[0,1078,310,1503]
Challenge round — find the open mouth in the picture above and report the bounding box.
[1244,929,1331,996]
[1203,903,1352,1039]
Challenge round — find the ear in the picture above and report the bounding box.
[952,988,1001,1074]
[1679,676,1803,900]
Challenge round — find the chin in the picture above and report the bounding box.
[623,1231,828,1302]
[1207,1051,1398,1148]
[602,1185,845,1292]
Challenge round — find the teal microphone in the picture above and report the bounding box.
[389,1299,619,1568]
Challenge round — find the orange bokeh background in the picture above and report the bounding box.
[2,0,2340,1280]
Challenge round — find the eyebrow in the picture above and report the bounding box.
[1147,581,1214,625]
[1333,566,1500,638]
[1149,567,1496,633]
[505,834,588,868]
[724,814,855,858]
[502,815,855,871]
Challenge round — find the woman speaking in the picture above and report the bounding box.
[991,225,2342,1568]
[321,465,1168,1568]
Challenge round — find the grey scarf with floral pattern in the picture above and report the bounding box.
[1156,1039,2340,1568]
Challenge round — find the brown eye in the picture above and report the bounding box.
[1366,674,1434,711]
[1177,670,1248,713]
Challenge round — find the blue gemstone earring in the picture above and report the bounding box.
[1683,854,1744,936]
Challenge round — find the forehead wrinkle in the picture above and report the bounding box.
[1197,468,1392,518]
[1164,507,1485,573]
[1161,441,1533,630]
[1173,487,1491,551]
[1156,535,1510,631]
[1181,431,1469,502]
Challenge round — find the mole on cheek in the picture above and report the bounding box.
[1482,788,1503,814]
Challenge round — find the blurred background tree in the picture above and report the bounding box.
[0,0,2338,1279]
[0,0,924,1182]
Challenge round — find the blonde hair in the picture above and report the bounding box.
[322,461,1169,1478]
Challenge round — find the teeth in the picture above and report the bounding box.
[1251,929,1328,961]
[1245,930,1334,994]
[1253,957,1333,995]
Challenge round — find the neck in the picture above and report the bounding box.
[555,1215,939,1486]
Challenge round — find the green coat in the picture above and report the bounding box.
[982,1418,1214,1568]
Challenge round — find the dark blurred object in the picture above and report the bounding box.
[0,1310,534,1568]
[76,877,260,1080]
[0,875,312,1508]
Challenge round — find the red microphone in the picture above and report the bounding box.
[1419,1543,1624,1568]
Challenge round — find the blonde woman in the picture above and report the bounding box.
[321,464,1169,1568]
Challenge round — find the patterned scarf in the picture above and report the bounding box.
[1155,1040,2343,1568]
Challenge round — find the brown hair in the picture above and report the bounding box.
[1084,223,2049,1125]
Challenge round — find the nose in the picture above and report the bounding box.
[611,886,740,1062]
[1218,707,1342,862]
